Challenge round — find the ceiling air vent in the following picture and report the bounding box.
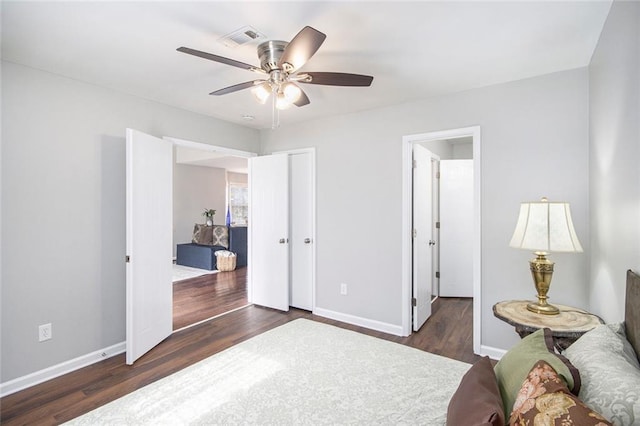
[218,26,266,48]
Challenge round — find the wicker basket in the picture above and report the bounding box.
[215,251,237,271]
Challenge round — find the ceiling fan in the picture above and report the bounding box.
[177,26,373,126]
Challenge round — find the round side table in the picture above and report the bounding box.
[493,300,604,351]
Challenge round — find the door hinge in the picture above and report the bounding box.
[436,171,440,178]
[412,297,417,307]
[435,221,440,229]
[412,159,417,169]
[435,271,440,278]
[125,255,130,263]
[412,228,417,239]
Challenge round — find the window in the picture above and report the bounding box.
[228,182,248,226]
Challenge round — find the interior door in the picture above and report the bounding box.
[289,152,313,310]
[249,154,290,311]
[431,158,440,299]
[412,144,433,331]
[125,128,173,365]
[440,159,474,297]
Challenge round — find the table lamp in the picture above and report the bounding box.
[509,197,583,315]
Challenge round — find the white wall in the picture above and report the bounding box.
[173,164,227,255]
[261,68,589,351]
[0,62,259,382]
[417,139,453,159]
[588,1,640,322]
[452,142,473,159]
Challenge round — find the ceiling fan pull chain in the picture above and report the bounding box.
[271,86,279,129]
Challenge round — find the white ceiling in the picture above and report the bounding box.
[2,1,611,130]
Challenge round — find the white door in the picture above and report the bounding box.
[126,128,173,365]
[289,152,313,310]
[431,158,440,298]
[440,160,474,297]
[412,145,433,331]
[249,154,290,311]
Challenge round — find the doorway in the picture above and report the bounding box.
[167,137,256,331]
[401,126,481,353]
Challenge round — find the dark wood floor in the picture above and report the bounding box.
[173,267,248,330]
[1,297,477,425]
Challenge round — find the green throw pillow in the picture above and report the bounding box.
[494,328,580,418]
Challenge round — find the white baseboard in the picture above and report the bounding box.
[313,307,404,336]
[0,341,125,398]
[479,344,507,361]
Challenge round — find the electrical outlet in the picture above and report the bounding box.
[340,283,348,295]
[39,323,52,342]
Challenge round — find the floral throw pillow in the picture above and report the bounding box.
[509,360,612,426]
[211,225,229,248]
[192,224,213,245]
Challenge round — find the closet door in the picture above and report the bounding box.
[248,154,290,311]
[289,152,313,310]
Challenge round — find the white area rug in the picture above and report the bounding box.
[172,264,218,282]
[66,319,470,425]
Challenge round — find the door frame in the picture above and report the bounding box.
[401,126,481,354]
[271,148,317,312]
[162,136,257,318]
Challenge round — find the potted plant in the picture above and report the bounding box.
[202,208,216,226]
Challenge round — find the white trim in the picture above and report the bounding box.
[313,307,404,336]
[401,126,482,351]
[479,344,507,361]
[0,342,125,398]
[164,136,258,158]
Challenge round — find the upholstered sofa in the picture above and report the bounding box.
[176,224,247,270]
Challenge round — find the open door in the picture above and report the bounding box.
[126,128,173,364]
[412,145,433,331]
[249,154,289,311]
[440,159,474,297]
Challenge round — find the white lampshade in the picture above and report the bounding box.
[282,82,302,103]
[251,83,272,104]
[275,91,293,110]
[509,198,583,253]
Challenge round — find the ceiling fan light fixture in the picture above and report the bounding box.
[282,82,302,103]
[275,91,293,110]
[251,82,271,104]
[179,25,373,128]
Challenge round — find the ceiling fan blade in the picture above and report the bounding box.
[301,72,374,87]
[210,80,264,96]
[294,88,310,107]
[279,26,326,73]
[177,47,265,74]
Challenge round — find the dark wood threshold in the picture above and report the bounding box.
[173,266,248,330]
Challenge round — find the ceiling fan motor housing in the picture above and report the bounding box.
[257,40,288,72]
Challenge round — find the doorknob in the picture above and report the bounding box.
[279,238,288,244]
[304,238,312,244]
[429,240,436,246]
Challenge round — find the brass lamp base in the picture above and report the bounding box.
[527,252,559,315]
[527,301,560,315]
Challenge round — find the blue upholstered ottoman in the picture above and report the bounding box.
[176,243,226,270]
[229,226,247,267]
